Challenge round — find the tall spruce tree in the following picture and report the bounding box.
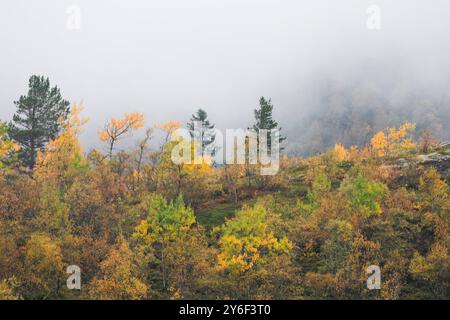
[252,97,286,152]
[187,108,216,156]
[8,75,70,169]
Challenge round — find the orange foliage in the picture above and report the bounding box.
[98,112,145,157]
[154,120,182,135]
[99,112,144,142]
[371,123,416,157]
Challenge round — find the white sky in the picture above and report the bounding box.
[1,0,449,149]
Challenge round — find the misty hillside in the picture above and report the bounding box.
[285,72,450,156]
[1,0,450,303]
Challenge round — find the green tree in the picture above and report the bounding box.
[319,219,353,273]
[0,121,19,169]
[133,195,196,292]
[252,97,286,152]
[8,75,70,169]
[340,174,387,218]
[187,108,216,156]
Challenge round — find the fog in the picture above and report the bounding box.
[1,0,449,151]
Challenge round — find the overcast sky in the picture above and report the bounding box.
[1,0,449,149]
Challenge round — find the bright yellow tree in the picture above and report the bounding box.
[370,131,388,157]
[371,123,416,157]
[215,205,292,275]
[333,143,348,162]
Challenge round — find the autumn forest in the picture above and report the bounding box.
[0,74,449,301]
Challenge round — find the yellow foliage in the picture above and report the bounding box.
[162,134,213,175]
[184,156,213,173]
[371,131,388,157]
[215,205,292,276]
[333,143,348,161]
[184,141,213,173]
[371,122,416,157]
[35,104,88,180]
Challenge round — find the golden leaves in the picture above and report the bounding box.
[371,122,416,157]
[333,143,348,162]
[370,131,388,157]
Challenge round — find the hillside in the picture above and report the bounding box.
[3,116,449,300]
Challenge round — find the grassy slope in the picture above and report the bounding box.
[196,202,240,229]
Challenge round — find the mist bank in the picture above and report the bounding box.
[279,57,450,156]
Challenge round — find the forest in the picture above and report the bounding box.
[0,75,449,300]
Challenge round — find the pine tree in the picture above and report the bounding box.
[8,76,70,169]
[187,108,216,156]
[252,97,286,152]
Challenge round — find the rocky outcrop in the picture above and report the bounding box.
[383,143,450,181]
[419,142,450,178]
[416,152,450,179]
